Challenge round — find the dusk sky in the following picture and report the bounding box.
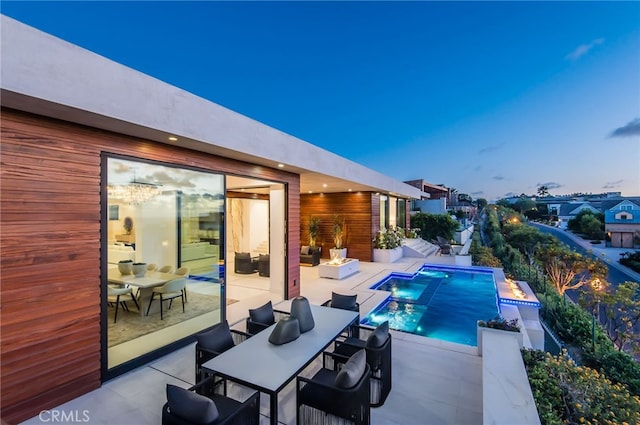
[3,1,639,201]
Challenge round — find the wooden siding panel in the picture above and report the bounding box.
[287,180,301,298]
[1,108,301,423]
[301,192,374,262]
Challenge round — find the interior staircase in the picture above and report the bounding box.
[253,240,269,255]
[402,238,440,258]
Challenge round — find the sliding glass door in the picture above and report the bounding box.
[105,156,225,369]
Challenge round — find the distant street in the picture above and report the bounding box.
[530,223,638,287]
[530,223,640,361]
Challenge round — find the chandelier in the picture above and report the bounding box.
[108,176,161,205]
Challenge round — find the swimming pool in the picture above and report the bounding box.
[361,264,500,346]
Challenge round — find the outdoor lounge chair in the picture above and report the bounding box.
[258,254,270,277]
[434,236,452,255]
[297,349,371,425]
[300,245,321,266]
[323,321,392,407]
[162,377,260,425]
[195,321,250,385]
[234,252,258,274]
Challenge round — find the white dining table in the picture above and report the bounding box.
[107,269,182,316]
[202,304,359,425]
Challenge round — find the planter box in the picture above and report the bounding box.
[455,254,472,266]
[477,321,523,356]
[373,247,403,263]
[329,248,347,261]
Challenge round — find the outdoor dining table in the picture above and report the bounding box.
[107,269,182,316]
[202,304,359,425]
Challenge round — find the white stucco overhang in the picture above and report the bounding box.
[1,16,423,200]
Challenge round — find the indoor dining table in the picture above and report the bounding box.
[107,269,182,316]
[202,304,359,425]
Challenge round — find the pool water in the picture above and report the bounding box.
[362,265,500,346]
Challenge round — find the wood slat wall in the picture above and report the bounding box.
[300,192,375,262]
[0,108,300,423]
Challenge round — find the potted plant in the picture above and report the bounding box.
[308,216,320,247]
[477,316,522,355]
[118,259,133,275]
[373,226,404,263]
[330,214,347,260]
[132,262,147,278]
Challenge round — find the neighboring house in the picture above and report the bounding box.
[555,202,600,229]
[405,179,449,214]
[448,199,477,221]
[603,199,640,248]
[413,197,447,214]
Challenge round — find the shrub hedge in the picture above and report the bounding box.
[478,207,640,423]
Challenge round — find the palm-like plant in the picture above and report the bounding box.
[308,216,320,247]
[332,214,346,249]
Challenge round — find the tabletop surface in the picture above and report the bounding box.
[203,304,358,392]
[107,269,181,288]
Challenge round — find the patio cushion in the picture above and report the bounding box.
[301,245,310,255]
[166,384,219,424]
[366,321,389,348]
[331,292,357,310]
[334,349,366,389]
[196,322,235,353]
[249,301,274,325]
[309,246,321,254]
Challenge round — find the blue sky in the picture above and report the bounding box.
[3,1,639,201]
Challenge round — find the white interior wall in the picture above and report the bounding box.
[269,186,285,296]
[226,198,269,259]
[249,200,269,254]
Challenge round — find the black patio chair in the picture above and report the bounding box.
[162,377,260,425]
[234,252,257,274]
[195,321,250,387]
[297,349,371,425]
[435,236,452,255]
[323,321,392,407]
[322,292,360,338]
[258,254,270,277]
[245,300,290,336]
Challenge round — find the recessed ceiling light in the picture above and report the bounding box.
[168,136,178,141]
[277,163,284,168]
[308,190,313,194]
[322,184,327,188]
[348,188,352,192]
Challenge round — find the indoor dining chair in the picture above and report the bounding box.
[107,285,139,323]
[146,278,186,320]
[175,267,190,302]
[158,265,175,273]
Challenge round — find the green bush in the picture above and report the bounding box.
[592,350,640,396]
[483,205,640,397]
[522,349,640,425]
